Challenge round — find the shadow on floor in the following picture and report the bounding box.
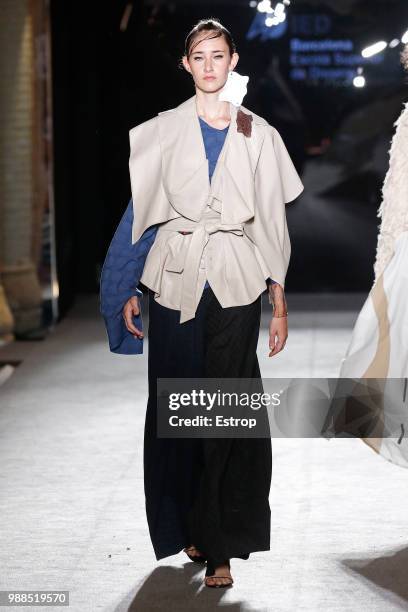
[342,545,408,609]
[119,562,265,611]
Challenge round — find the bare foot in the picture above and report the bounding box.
[204,561,233,588]
[183,545,205,558]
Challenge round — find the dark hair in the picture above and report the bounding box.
[181,18,236,63]
[402,44,408,70]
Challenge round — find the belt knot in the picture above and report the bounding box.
[177,222,244,323]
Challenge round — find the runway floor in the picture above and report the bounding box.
[0,293,407,612]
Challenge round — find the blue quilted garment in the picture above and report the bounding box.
[99,199,157,354]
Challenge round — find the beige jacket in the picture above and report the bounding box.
[129,94,303,323]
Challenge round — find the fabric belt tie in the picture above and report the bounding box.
[162,222,244,323]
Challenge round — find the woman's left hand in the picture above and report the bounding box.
[268,316,288,357]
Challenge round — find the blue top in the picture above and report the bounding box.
[198,117,229,289]
[198,116,229,182]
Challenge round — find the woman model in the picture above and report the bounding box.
[334,46,408,468]
[100,18,303,588]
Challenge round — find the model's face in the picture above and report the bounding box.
[182,34,238,93]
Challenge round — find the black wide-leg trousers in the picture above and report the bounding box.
[144,286,272,566]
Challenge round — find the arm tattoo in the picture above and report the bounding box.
[268,282,288,317]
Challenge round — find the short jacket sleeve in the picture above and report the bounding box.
[270,126,304,205]
[129,117,175,244]
[244,125,304,288]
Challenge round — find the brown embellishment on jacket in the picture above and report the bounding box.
[236,109,253,137]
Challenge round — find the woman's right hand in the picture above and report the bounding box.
[123,296,144,339]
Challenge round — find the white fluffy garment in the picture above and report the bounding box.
[374,101,408,281]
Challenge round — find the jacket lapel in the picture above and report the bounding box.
[157,96,209,221]
[214,102,266,224]
[157,95,266,224]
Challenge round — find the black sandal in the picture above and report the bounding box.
[183,546,207,563]
[204,560,233,588]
